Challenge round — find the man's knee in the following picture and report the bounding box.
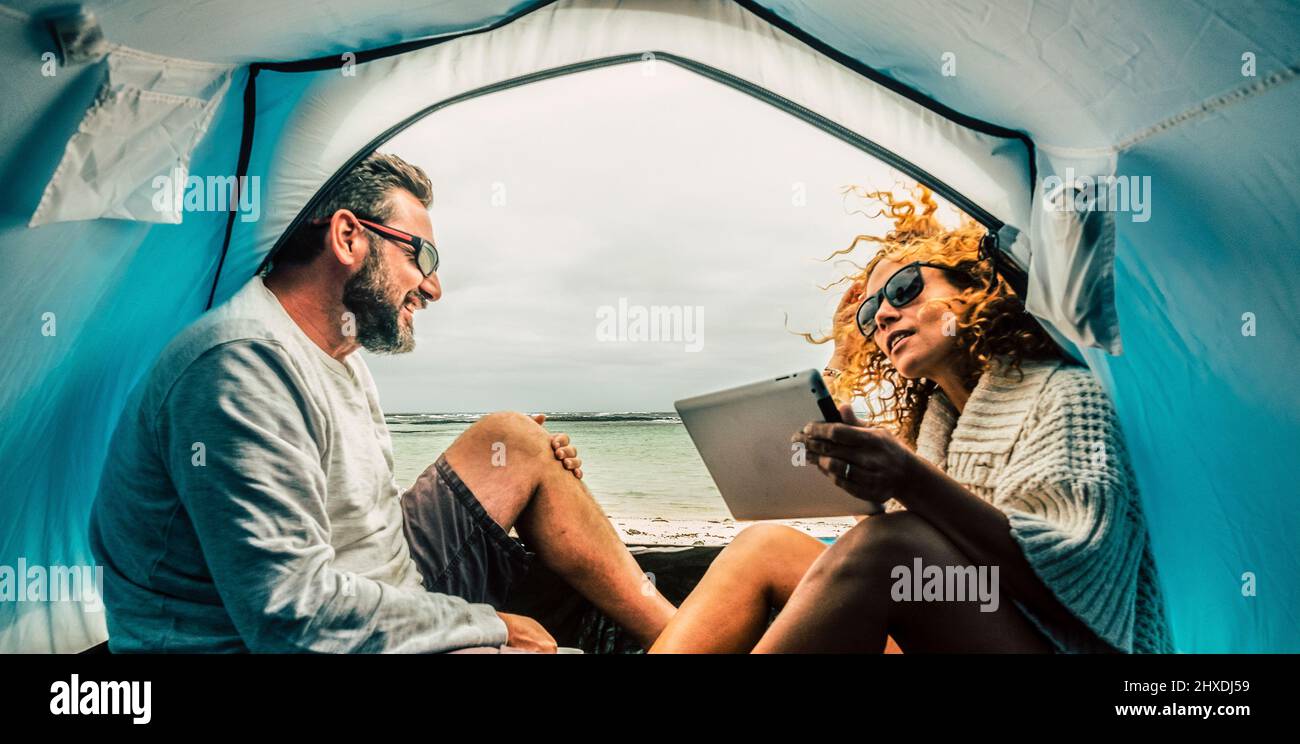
[466,411,549,460]
[444,411,552,482]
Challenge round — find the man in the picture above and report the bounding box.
[89,152,676,652]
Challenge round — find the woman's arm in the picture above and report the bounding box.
[895,458,1085,631]
[798,409,1089,632]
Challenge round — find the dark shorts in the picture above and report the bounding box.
[400,454,533,608]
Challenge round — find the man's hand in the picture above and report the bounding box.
[497,612,557,653]
[530,414,583,479]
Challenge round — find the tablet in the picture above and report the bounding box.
[674,369,882,520]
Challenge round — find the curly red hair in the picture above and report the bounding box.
[806,185,1065,446]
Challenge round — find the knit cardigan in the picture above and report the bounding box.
[905,357,1174,654]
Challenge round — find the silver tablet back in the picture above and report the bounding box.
[675,369,881,520]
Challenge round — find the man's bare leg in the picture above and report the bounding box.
[442,411,675,647]
[649,524,826,653]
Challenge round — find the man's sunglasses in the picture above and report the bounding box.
[311,214,439,276]
[855,261,963,339]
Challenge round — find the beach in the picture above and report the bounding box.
[609,515,855,546]
[387,412,857,546]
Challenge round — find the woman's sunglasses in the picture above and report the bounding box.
[855,261,962,339]
[311,214,439,276]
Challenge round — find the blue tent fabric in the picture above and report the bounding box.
[1095,82,1300,650]
[0,59,251,649]
[1,0,1296,652]
[752,0,1300,653]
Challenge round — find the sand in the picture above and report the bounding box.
[610,515,857,546]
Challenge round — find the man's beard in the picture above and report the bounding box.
[342,244,416,354]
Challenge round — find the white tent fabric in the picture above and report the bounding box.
[1,0,1296,653]
[30,47,233,226]
[218,0,1118,355]
[236,0,1033,272]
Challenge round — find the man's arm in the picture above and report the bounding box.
[160,340,507,653]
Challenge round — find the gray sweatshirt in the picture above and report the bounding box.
[90,276,507,652]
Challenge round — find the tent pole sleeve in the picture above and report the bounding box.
[206,65,260,310]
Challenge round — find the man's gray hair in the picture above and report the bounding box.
[272,151,433,266]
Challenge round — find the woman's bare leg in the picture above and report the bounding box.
[754,512,1054,653]
[649,524,826,653]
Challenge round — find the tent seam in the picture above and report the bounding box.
[106,43,235,70]
[0,3,29,23]
[1116,64,1299,150]
[257,0,558,70]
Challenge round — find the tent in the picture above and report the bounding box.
[1,0,1296,653]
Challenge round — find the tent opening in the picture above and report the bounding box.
[345,59,970,540]
[255,52,1011,285]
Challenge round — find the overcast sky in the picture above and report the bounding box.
[366,61,959,413]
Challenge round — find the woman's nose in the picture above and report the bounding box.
[874,297,901,331]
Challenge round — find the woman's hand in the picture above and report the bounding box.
[792,404,923,504]
[531,414,583,479]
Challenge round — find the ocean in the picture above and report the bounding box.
[386,412,730,521]
[387,412,857,545]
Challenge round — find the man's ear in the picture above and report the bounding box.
[326,209,367,269]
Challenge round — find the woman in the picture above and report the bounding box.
[650,187,1173,653]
